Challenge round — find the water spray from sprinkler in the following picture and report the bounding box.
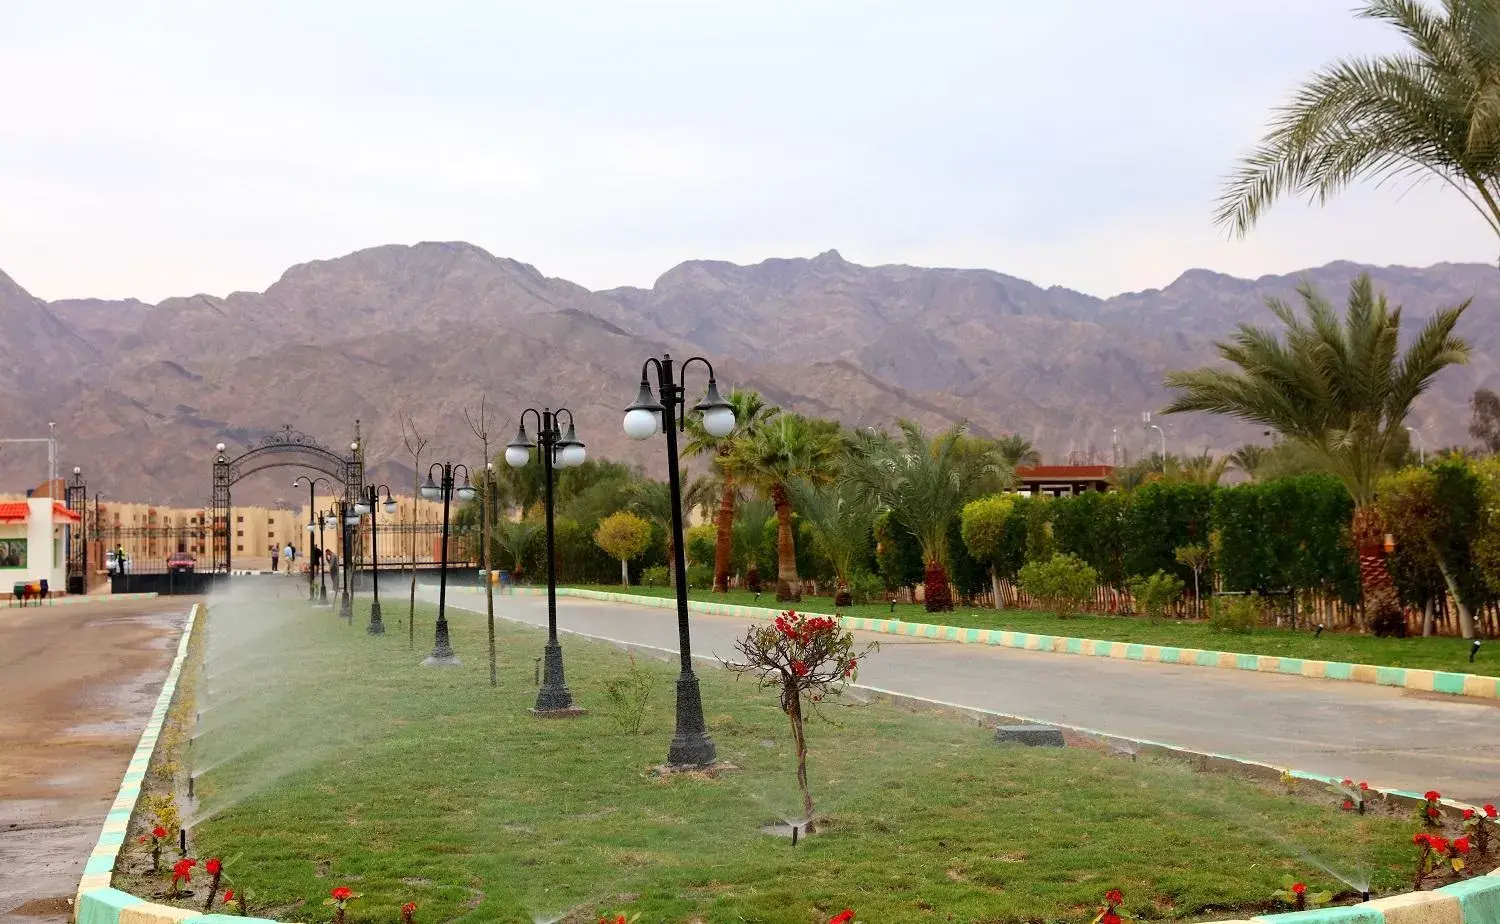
[188,774,195,798]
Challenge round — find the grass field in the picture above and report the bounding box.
[569,585,1494,678]
[165,597,1431,924]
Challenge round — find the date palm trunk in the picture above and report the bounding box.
[771,483,800,602]
[713,470,736,592]
[924,559,953,612]
[1352,504,1400,634]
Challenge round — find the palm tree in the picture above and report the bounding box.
[1163,274,1469,624]
[1217,0,1500,248]
[994,433,1042,468]
[1228,444,1272,481]
[847,421,997,612]
[787,478,878,606]
[731,497,775,592]
[685,389,780,593]
[728,414,843,602]
[493,518,542,582]
[1162,452,1231,486]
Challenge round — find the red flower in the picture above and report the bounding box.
[1425,790,1441,801]
[1101,911,1122,924]
[1465,808,1476,819]
[1341,778,1353,786]
[1430,836,1449,853]
[1342,798,1354,810]
[171,858,196,882]
[205,857,222,875]
[1428,807,1442,819]
[1414,833,1429,846]
[1292,883,1306,895]
[792,659,808,677]
[138,835,148,844]
[1486,804,1498,818]
[1104,889,1124,906]
[223,891,234,902]
[1358,781,1369,790]
[403,902,417,914]
[1455,836,1471,853]
[829,911,855,924]
[152,826,167,839]
[331,887,353,901]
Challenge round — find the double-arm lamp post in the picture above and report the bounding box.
[309,509,333,604]
[419,462,476,666]
[335,499,360,621]
[505,407,587,715]
[354,484,397,635]
[294,476,334,603]
[623,353,736,767]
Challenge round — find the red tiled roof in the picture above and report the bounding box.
[1014,465,1115,480]
[0,501,82,523]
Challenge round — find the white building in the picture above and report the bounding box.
[0,497,81,594]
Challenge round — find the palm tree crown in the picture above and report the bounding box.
[1162,274,1469,507]
[1217,0,1500,243]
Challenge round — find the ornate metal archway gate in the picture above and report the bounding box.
[211,424,364,572]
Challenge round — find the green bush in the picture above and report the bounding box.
[1017,553,1098,619]
[1209,595,1262,634]
[1128,570,1184,623]
[686,564,713,589]
[846,571,884,606]
[641,565,670,587]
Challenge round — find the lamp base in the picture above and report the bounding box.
[533,642,575,712]
[421,653,461,667]
[367,601,385,635]
[667,670,717,767]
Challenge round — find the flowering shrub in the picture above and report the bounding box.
[1418,790,1444,828]
[1464,804,1496,855]
[1329,778,1371,814]
[402,901,417,924]
[829,910,857,924]
[1092,889,1128,924]
[202,857,224,911]
[1273,876,1331,911]
[170,858,196,898]
[596,915,637,924]
[324,886,360,924]
[138,824,171,874]
[1414,833,1470,888]
[729,611,877,828]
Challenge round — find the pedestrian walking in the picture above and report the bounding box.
[270,543,279,572]
[284,542,295,573]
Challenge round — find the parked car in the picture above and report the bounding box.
[167,552,196,573]
[105,550,130,574]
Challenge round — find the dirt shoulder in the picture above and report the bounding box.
[0,598,191,923]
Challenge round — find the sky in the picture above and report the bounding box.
[1,0,1496,303]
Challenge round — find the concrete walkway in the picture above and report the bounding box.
[436,590,1500,804]
[0,598,190,922]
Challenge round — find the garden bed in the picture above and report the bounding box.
[115,598,1497,923]
[569,585,1496,679]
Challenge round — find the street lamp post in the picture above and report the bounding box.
[355,484,397,634]
[623,353,736,767]
[336,499,360,621]
[294,477,334,603]
[419,462,476,666]
[506,407,587,714]
[316,508,336,604]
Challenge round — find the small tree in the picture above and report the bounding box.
[728,611,876,830]
[1017,553,1098,619]
[1174,544,1211,618]
[961,495,1015,609]
[1128,571,1184,623]
[594,512,653,586]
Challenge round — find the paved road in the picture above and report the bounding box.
[434,590,1500,804]
[0,599,189,923]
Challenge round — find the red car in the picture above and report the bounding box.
[167,552,196,573]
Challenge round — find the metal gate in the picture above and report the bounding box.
[65,468,87,594]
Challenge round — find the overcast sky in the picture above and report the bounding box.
[1,1,1493,303]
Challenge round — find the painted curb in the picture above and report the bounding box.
[527,587,1498,701]
[71,603,283,924]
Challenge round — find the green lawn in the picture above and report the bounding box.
[569,585,1495,678]
[168,599,1424,924]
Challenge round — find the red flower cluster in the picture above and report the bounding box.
[1291,883,1306,895]
[331,887,354,901]
[1486,804,1498,818]
[205,857,222,875]
[222,890,234,903]
[172,858,196,882]
[792,659,809,677]
[152,825,167,839]
[1104,889,1123,906]
[829,911,855,924]
[1415,833,1452,852]
[402,901,417,923]
[1425,790,1441,801]
[774,611,838,645]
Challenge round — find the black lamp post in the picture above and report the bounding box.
[65,466,87,595]
[623,353,736,767]
[315,508,337,604]
[294,477,334,603]
[355,484,397,635]
[336,499,360,621]
[419,462,476,666]
[506,407,587,714]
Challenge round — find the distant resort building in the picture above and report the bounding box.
[1013,464,1114,497]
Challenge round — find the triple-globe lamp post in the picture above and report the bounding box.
[505,407,586,714]
[354,484,397,635]
[419,462,476,666]
[334,499,360,621]
[294,476,334,603]
[623,353,736,767]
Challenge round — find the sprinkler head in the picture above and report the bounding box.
[791,824,799,847]
[1314,624,1325,638]
[179,828,187,854]
[1361,891,1371,903]
[1472,640,1482,663]
[889,600,896,613]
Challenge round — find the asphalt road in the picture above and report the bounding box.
[0,598,190,923]
[434,589,1500,805]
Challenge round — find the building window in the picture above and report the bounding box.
[237,515,244,523]
[268,517,275,525]
[236,545,244,552]
[236,530,244,537]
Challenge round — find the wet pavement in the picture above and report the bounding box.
[0,598,190,923]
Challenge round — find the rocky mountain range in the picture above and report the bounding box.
[3,242,1497,505]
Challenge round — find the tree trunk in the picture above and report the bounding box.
[990,567,1002,610]
[1422,596,1436,637]
[834,578,852,608]
[713,468,735,593]
[1433,557,1478,640]
[620,557,629,587]
[1192,570,1201,619]
[924,559,953,612]
[1352,505,1402,635]
[771,483,800,602]
[787,689,815,829]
